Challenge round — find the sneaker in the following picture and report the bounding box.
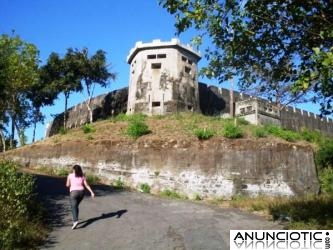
[71,221,78,230]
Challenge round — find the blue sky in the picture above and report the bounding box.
[1,0,330,143]
[1,0,212,142]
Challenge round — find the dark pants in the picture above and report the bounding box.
[69,190,84,222]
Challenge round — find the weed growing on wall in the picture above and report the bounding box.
[85,173,100,184]
[194,128,215,140]
[114,177,125,189]
[139,183,151,193]
[126,120,150,138]
[223,123,243,139]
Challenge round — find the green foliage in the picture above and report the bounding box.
[113,177,125,189]
[160,189,184,199]
[264,124,301,142]
[0,161,46,248]
[126,120,150,138]
[85,173,100,184]
[114,113,128,121]
[58,126,67,135]
[139,183,151,193]
[268,195,333,229]
[194,128,215,140]
[319,168,333,195]
[223,123,243,139]
[236,117,250,125]
[55,167,69,177]
[82,123,96,134]
[253,127,268,138]
[300,128,323,143]
[160,0,333,115]
[315,140,333,169]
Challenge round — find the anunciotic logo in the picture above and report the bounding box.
[230,230,332,250]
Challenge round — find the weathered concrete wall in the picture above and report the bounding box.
[127,39,201,115]
[2,138,319,199]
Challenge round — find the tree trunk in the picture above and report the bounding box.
[10,114,15,149]
[64,93,69,130]
[14,121,25,146]
[85,98,93,123]
[32,120,36,143]
[0,129,6,152]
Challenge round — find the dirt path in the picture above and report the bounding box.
[35,174,282,250]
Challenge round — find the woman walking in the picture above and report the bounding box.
[66,164,95,229]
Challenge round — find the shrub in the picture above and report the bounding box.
[300,128,323,143]
[139,183,151,193]
[114,113,128,121]
[127,120,150,138]
[223,123,243,139]
[264,124,300,142]
[58,127,67,134]
[268,195,333,229]
[315,140,333,169]
[82,123,96,134]
[160,189,183,199]
[194,128,215,140]
[55,167,69,177]
[319,168,333,195]
[85,174,100,184]
[114,177,125,189]
[253,127,268,138]
[0,161,45,249]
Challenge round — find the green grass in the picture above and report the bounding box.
[194,128,215,140]
[160,189,186,199]
[139,183,151,193]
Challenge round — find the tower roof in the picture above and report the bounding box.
[127,38,201,64]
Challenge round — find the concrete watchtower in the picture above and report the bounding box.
[126,39,201,115]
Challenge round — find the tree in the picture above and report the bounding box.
[160,0,333,114]
[0,33,39,148]
[74,48,116,123]
[43,51,82,129]
[26,66,58,142]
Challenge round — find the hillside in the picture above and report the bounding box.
[2,113,319,199]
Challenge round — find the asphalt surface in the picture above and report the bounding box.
[35,174,282,250]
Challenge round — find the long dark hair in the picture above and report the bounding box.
[73,165,84,177]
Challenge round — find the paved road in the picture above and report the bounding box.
[36,174,282,250]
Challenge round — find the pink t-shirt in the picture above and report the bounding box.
[68,173,85,192]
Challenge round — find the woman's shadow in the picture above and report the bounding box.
[77,209,128,229]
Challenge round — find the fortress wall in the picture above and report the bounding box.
[47,83,332,138]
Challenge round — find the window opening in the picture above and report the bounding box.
[152,101,161,107]
[147,54,156,59]
[152,63,161,69]
[184,66,191,74]
[157,54,166,58]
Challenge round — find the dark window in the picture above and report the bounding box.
[152,63,161,69]
[147,54,156,59]
[157,54,166,58]
[152,101,160,107]
[184,66,191,74]
[188,60,193,65]
[182,56,187,62]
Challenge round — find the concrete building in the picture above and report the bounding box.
[126,39,201,115]
[235,98,281,126]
